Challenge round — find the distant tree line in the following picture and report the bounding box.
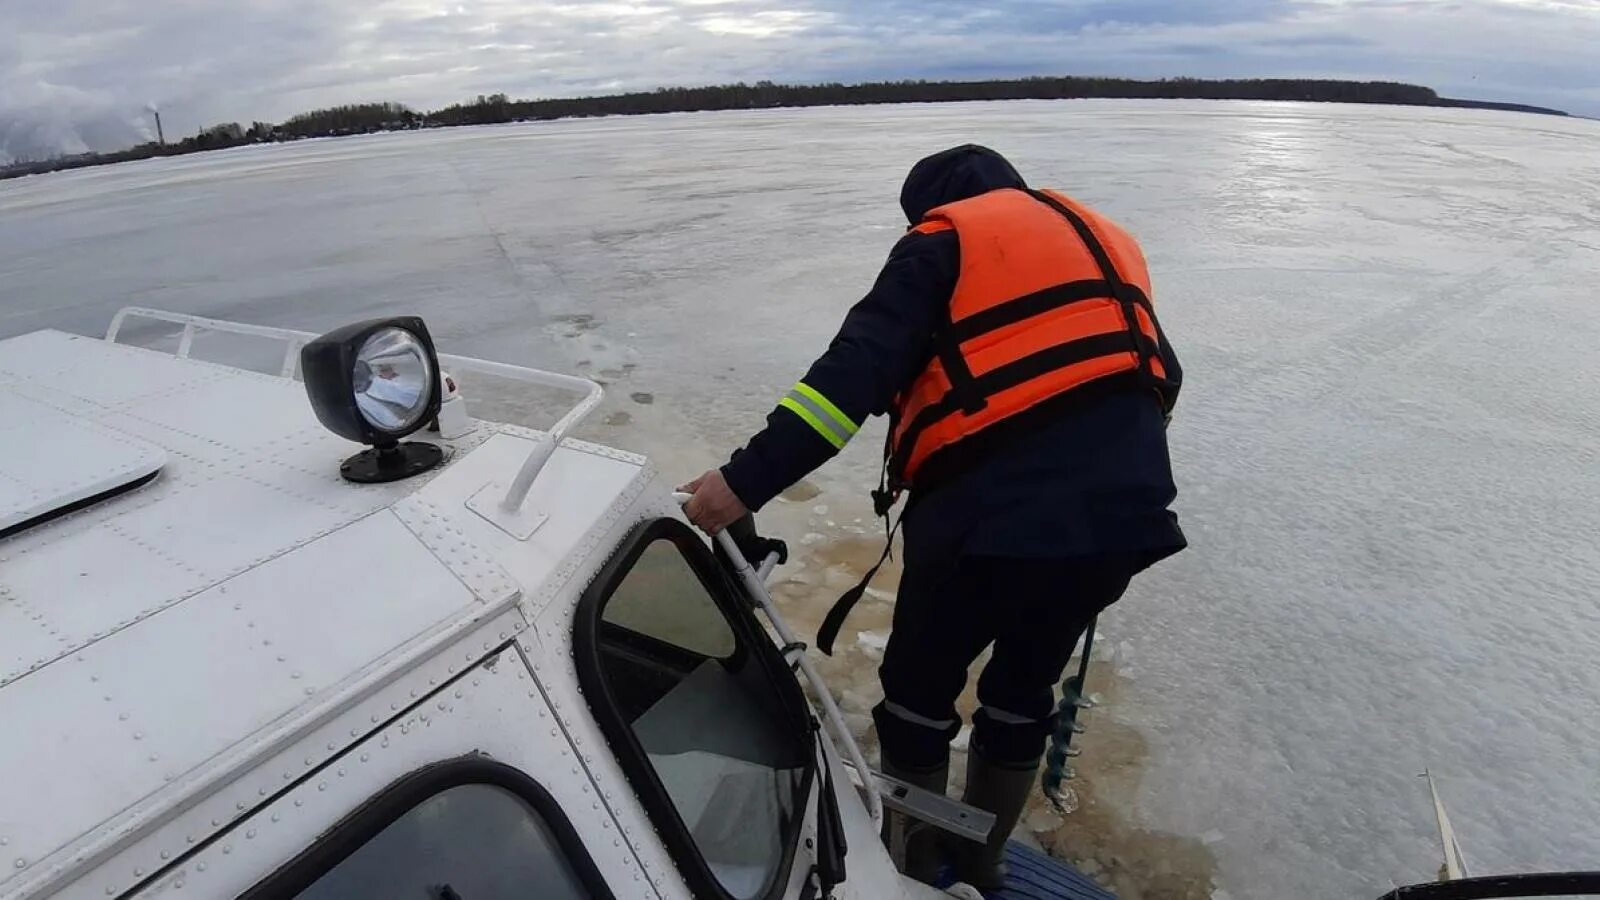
[1,76,1568,180]
[279,102,418,138]
[430,77,1457,125]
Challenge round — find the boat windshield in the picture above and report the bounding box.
[582,523,812,900]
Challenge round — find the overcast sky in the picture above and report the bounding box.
[2,0,1597,162]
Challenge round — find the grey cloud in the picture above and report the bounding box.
[1256,32,1370,49]
[2,0,1597,163]
[799,0,1292,31]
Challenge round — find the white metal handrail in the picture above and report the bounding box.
[107,306,316,377]
[105,307,602,511]
[671,493,885,830]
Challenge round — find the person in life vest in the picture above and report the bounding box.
[681,145,1185,889]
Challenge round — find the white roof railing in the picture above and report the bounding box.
[105,307,603,516]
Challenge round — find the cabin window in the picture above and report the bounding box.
[243,759,613,899]
[575,519,814,900]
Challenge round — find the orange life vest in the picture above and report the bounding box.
[887,187,1175,491]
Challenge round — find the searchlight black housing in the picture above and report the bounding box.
[301,316,444,484]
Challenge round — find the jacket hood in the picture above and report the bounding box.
[900,145,1027,224]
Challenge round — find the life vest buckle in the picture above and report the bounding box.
[871,487,900,518]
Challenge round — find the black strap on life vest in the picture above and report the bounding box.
[816,509,901,656]
[1024,189,1165,386]
[933,314,987,417]
[817,414,908,657]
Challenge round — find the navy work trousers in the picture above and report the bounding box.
[872,553,1135,769]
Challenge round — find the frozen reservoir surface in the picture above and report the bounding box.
[3,100,1598,899]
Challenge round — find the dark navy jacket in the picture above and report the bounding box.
[722,146,1185,567]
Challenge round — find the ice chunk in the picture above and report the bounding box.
[857,629,889,653]
[842,712,872,740]
[1012,829,1046,852]
[838,689,872,714]
[1025,807,1064,833]
[951,724,972,752]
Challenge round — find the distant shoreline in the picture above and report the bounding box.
[1,75,1569,181]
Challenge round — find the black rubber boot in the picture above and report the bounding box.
[879,754,950,884]
[954,750,1040,891]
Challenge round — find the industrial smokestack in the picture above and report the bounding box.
[146,103,165,146]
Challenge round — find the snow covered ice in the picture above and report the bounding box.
[3,99,1599,899]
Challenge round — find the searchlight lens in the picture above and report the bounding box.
[352,326,435,434]
[301,314,444,483]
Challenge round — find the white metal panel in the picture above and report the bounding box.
[0,512,503,899]
[0,332,221,408]
[0,524,206,686]
[403,430,651,623]
[119,374,322,457]
[0,329,496,687]
[1,472,360,686]
[127,648,670,900]
[53,608,528,900]
[0,391,165,535]
[0,585,60,691]
[111,473,354,583]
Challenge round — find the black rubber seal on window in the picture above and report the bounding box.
[573,517,817,900]
[240,756,616,900]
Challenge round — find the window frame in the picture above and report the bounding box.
[573,517,817,900]
[240,756,616,900]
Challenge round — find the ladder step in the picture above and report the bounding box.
[843,764,996,844]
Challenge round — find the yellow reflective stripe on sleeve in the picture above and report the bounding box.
[792,383,859,438]
[778,396,849,450]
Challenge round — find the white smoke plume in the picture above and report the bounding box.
[0,81,154,165]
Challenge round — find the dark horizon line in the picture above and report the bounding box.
[1,74,1571,180]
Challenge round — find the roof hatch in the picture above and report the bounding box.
[0,392,166,539]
